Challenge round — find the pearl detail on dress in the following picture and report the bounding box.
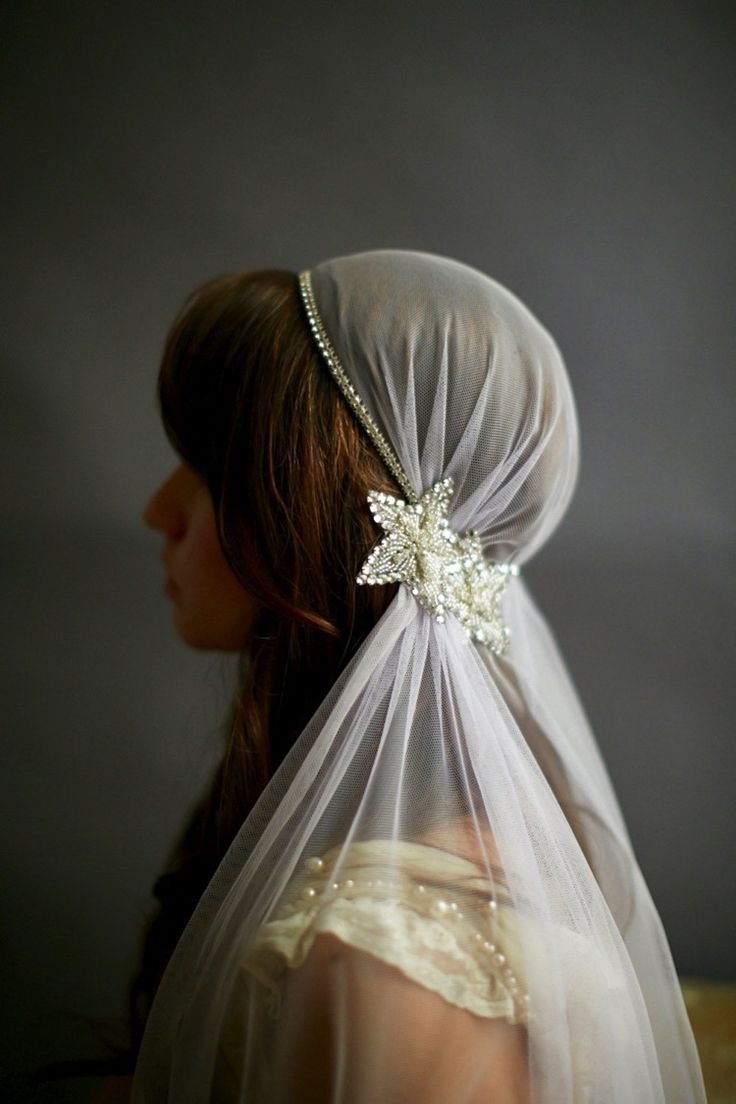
[292,851,531,1022]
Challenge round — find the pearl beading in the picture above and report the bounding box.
[275,853,532,1025]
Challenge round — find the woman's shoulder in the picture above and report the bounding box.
[239,820,531,1025]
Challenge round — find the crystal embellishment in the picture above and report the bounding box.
[356,476,519,653]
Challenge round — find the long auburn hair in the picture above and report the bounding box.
[127,269,405,1061]
[37,267,630,1087]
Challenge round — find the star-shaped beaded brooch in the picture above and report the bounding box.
[356,476,519,654]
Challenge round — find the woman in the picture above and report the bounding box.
[127,251,705,1101]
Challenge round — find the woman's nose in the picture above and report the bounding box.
[142,489,162,530]
[142,471,186,536]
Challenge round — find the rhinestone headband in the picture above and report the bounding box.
[298,269,519,653]
[298,270,416,503]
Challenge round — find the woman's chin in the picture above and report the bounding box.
[172,610,245,652]
[171,608,211,650]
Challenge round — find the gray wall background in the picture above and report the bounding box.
[2,1,734,1099]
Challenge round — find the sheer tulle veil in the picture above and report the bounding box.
[132,251,706,1102]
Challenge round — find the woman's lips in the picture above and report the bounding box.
[160,552,178,597]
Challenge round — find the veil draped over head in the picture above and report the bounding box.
[132,251,705,1102]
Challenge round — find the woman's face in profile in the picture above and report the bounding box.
[142,462,258,651]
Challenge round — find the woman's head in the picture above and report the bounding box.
[143,254,579,659]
